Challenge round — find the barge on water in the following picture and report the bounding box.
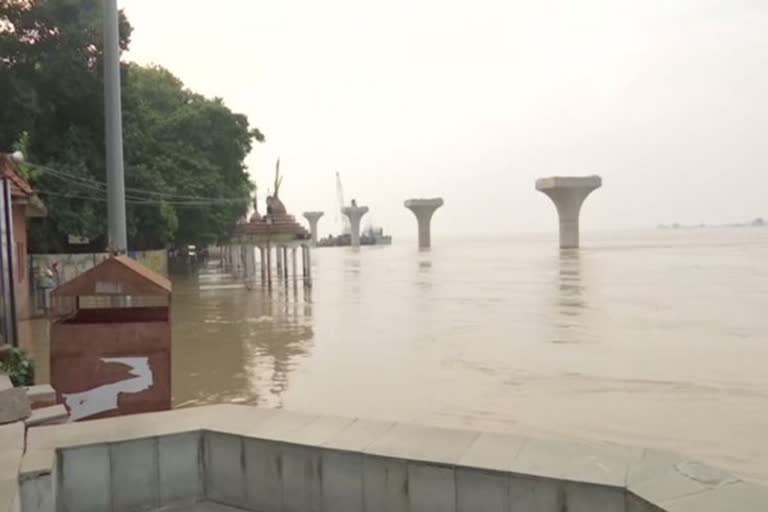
[318,226,392,247]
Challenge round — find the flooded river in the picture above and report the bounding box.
[29,228,768,482]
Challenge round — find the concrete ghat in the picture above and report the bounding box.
[15,405,768,512]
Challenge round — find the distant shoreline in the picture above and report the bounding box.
[657,218,765,230]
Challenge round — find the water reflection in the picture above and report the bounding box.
[551,249,588,344]
[171,267,314,408]
[412,252,434,294]
[22,233,768,483]
[343,256,361,278]
[243,286,313,407]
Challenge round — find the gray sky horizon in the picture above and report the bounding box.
[122,0,768,238]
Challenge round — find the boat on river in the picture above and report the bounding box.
[317,226,392,247]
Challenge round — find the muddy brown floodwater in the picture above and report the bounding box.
[27,228,768,483]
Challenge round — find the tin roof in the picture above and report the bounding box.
[52,255,171,298]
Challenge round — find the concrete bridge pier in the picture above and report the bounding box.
[303,211,324,246]
[404,198,444,249]
[341,204,369,247]
[536,176,602,249]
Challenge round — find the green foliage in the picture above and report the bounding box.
[1,348,35,386]
[0,0,263,251]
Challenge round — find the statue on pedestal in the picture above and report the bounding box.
[266,158,287,216]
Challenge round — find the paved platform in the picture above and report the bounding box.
[18,405,768,512]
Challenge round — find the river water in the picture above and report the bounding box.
[30,228,768,482]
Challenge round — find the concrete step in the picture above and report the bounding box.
[0,387,31,424]
[24,404,68,427]
[24,384,56,407]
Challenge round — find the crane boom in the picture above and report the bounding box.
[336,172,350,234]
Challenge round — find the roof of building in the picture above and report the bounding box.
[0,154,35,198]
[0,153,47,217]
[52,255,172,298]
[233,212,310,239]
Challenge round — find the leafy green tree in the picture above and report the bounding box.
[0,0,263,252]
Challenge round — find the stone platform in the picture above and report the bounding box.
[12,405,768,511]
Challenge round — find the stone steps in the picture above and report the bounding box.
[24,404,68,427]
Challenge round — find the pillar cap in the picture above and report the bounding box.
[535,175,602,191]
[303,211,324,219]
[404,198,444,209]
[341,205,369,215]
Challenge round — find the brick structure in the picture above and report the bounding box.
[0,154,46,348]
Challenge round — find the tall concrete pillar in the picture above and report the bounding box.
[303,211,324,245]
[341,205,369,247]
[404,198,444,249]
[536,176,602,249]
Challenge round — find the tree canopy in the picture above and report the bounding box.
[0,0,263,252]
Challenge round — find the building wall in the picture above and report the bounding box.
[28,249,169,317]
[131,250,169,276]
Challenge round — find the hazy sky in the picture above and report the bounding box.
[122,0,768,237]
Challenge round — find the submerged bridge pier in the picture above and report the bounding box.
[404,198,444,249]
[536,176,602,249]
[302,211,324,246]
[341,202,369,247]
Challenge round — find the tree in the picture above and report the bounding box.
[0,0,263,252]
[121,64,263,248]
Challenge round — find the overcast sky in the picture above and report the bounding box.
[122,0,768,237]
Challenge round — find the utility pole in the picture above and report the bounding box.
[103,0,127,253]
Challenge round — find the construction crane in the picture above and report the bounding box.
[336,171,350,234]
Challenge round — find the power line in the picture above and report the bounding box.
[34,189,250,207]
[36,162,249,201]
[35,174,225,204]
[23,160,252,203]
